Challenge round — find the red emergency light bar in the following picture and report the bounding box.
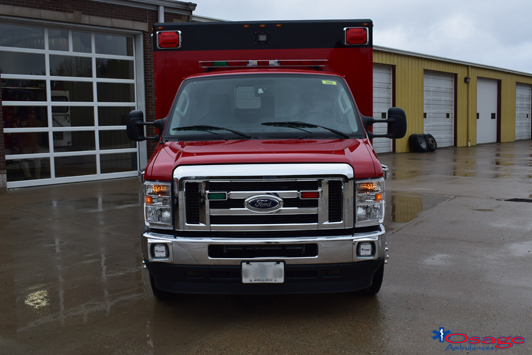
[199,59,328,69]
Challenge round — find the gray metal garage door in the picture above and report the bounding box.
[515,83,531,141]
[372,64,393,153]
[423,71,455,147]
[477,78,498,144]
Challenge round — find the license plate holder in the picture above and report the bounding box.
[242,261,284,283]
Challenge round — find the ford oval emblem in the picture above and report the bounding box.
[244,195,283,213]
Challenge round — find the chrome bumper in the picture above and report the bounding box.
[141,226,387,266]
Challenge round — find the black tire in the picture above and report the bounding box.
[149,274,173,301]
[424,134,438,152]
[363,262,384,296]
[409,134,428,152]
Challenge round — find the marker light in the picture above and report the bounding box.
[208,192,227,200]
[146,184,170,196]
[344,27,368,45]
[157,31,181,49]
[301,191,320,199]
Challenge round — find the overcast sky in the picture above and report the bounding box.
[192,0,532,74]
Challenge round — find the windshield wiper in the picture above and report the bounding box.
[261,121,349,139]
[172,125,251,139]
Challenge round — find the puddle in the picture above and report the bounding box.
[384,192,451,233]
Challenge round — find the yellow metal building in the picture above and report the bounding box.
[374,46,532,153]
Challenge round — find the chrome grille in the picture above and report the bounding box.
[174,164,354,232]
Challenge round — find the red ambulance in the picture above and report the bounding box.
[127,19,406,298]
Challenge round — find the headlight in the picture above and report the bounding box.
[355,178,385,227]
[144,181,172,229]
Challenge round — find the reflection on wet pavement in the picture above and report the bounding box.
[1,141,531,354]
[384,192,452,234]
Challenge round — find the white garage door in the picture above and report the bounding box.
[423,71,455,147]
[477,78,498,144]
[372,64,393,153]
[515,83,531,140]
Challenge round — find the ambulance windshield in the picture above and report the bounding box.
[165,74,364,140]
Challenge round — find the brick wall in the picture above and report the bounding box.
[1,0,158,24]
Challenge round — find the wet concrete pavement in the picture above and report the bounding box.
[1,141,531,354]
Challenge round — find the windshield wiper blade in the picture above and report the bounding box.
[172,125,251,138]
[261,121,349,139]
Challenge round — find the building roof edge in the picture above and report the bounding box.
[374,45,532,78]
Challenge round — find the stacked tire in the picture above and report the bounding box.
[409,134,437,152]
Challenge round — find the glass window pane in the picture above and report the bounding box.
[50,55,92,77]
[99,130,135,150]
[55,155,96,177]
[73,31,91,53]
[4,132,49,155]
[97,83,134,102]
[98,106,134,126]
[51,82,93,102]
[52,106,94,127]
[100,153,137,173]
[0,51,45,75]
[0,24,44,49]
[1,80,47,101]
[53,131,95,152]
[48,29,69,51]
[6,158,50,181]
[96,58,134,79]
[3,106,47,128]
[95,34,133,56]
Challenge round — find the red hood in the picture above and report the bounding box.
[145,139,382,180]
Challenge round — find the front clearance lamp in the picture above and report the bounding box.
[356,178,385,227]
[144,181,172,229]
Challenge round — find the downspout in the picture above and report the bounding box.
[467,65,471,146]
[158,5,164,23]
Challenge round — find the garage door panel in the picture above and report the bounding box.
[477,78,498,144]
[373,64,393,153]
[424,71,455,148]
[515,84,531,140]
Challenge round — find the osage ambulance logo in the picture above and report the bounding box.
[431,327,526,351]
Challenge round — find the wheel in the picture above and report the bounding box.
[424,134,438,151]
[363,262,384,296]
[149,274,173,301]
[409,134,428,152]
